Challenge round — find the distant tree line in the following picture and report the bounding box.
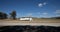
[0,10,16,20]
[0,12,7,19]
[0,10,60,20]
[55,17,60,19]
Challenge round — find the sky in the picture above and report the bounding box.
[0,0,60,18]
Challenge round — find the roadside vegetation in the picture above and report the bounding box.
[0,10,60,20]
[0,10,16,20]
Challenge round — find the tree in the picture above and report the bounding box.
[3,13,8,19]
[56,17,60,19]
[10,11,16,20]
[0,12,3,19]
[0,12,8,19]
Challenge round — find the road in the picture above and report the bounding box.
[0,20,60,26]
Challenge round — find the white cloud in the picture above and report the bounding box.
[38,2,47,7]
[42,12,48,15]
[55,10,60,14]
[55,10,60,16]
[37,12,41,14]
[38,3,43,7]
[43,2,47,5]
[26,13,32,17]
[38,12,48,17]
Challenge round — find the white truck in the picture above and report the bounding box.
[20,17,32,21]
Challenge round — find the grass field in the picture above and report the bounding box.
[0,18,60,23]
[0,18,60,26]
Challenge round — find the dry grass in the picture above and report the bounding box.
[0,18,60,26]
[0,18,60,23]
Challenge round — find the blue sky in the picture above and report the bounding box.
[0,0,60,18]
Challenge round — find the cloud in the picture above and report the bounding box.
[43,2,47,5]
[55,10,60,14]
[55,10,60,16]
[38,3,43,7]
[37,12,49,18]
[42,12,48,15]
[37,12,41,14]
[38,2,47,7]
[26,13,32,17]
